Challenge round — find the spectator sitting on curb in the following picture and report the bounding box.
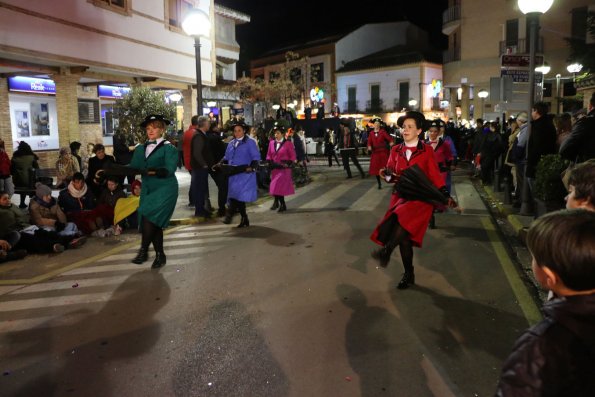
[495,209,595,396]
[97,176,127,235]
[0,238,27,264]
[564,159,595,211]
[0,190,84,255]
[29,182,82,237]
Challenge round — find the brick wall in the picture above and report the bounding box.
[0,78,12,153]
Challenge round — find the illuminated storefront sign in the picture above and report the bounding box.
[428,79,443,98]
[98,85,131,99]
[8,76,56,95]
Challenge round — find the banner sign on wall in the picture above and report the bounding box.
[98,85,131,99]
[8,76,56,95]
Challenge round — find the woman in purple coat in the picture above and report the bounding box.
[221,120,261,228]
[267,123,297,212]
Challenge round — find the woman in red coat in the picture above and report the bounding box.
[370,112,456,289]
[367,118,393,189]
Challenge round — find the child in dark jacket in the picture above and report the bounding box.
[495,209,595,396]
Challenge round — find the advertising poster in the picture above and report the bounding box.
[14,110,30,138]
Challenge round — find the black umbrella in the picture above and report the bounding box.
[219,164,250,176]
[394,164,448,206]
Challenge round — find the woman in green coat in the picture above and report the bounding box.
[11,141,39,208]
[129,114,179,269]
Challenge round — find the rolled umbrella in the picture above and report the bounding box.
[394,164,448,206]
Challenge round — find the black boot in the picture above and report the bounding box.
[429,214,436,229]
[151,252,166,269]
[396,272,415,289]
[223,201,237,224]
[371,247,392,268]
[278,203,287,212]
[237,215,250,228]
[132,248,148,264]
[270,197,279,210]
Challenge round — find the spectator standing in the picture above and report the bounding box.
[11,141,38,208]
[207,121,228,217]
[559,92,595,164]
[183,115,198,207]
[526,102,557,194]
[190,116,214,218]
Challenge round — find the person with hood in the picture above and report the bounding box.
[495,209,595,396]
[267,122,297,213]
[11,141,38,208]
[218,120,260,228]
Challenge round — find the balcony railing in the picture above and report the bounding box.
[343,100,360,114]
[499,37,544,56]
[442,5,461,25]
[443,47,461,63]
[393,98,408,111]
[366,99,384,113]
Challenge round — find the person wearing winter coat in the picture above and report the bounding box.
[219,120,260,228]
[11,141,38,208]
[559,92,595,164]
[267,123,297,213]
[29,182,80,237]
[367,118,393,189]
[495,210,595,396]
[55,146,80,188]
[0,139,14,197]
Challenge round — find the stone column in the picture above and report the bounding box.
[182,86,197,130]
[460,85,470,121]
[0,78,13,154]
[53,69,81,147]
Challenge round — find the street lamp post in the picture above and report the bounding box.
[555,73,561,114]
[567,62,583,82]
[477,89,489,118]
[517,0,553,216]
[182,8,210,117]
[535,62,550,101]
[408,99,418,111]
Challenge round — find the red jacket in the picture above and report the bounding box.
[371,141,444,247]
[0,150,11,177]
[183,126,196,171]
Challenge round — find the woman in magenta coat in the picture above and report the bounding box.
[370,112,456,290]
[367,118,393,189]
[267,123,296,212]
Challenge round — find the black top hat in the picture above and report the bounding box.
[397,111,426,129]
[435,118,446,128]
[271,121,286,133]
[428,119,441,129]
[370,117,382,124]
[230,119,249,130]
[140,114,171,128]
[339,118,352,126]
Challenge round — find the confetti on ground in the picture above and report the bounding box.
[72,283,79,288]
[345,376,352,382]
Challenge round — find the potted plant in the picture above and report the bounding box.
[533,154,569,217]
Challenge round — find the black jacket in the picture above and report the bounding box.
[190,129,214,170]
[559,109,595,164]
[206,131,226,164]
[526,115,557,178]
[495,294,595,396]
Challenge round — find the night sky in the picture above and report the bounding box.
[216,0,448,75]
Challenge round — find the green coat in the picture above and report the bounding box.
[0,204,30,236]
[130,141,178,228]
[11,154,38,187]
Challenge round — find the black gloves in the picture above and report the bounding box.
[439,186,450,199]
[55,221,66,232]
[250,160,259,169]
[145,168,169,178]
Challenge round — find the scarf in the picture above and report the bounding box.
[68,181,88,198]
[33,196,56,208]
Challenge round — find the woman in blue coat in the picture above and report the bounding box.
[220,120,260,227]
[129,114,179,269]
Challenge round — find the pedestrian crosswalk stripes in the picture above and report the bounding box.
[299,182,357,209]
[348,184,391,212]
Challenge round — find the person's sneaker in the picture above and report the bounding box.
[113,225,122,236]
[53,243,65,253]
[68,236,87,249]
[91,229,106,238]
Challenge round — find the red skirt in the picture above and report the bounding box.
[368,149,389,176]
[370,195,433,248]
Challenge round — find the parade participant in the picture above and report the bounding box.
[323,128,340,167]
[129,114,179,269]
[370,111,456,290]
[219,120,260,228]
[426,120,454,184]
[267,123,297,213]
[495,209,595,396]
[190,115,214,219]
[337,119,365,179]
[367,117,393,189]
[437,119,458,193]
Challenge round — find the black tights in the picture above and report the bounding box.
[229,198,247,217]
[274,195,285,206]
[387,224,414,273]
[141,217,164,254]
[376,175,381,188]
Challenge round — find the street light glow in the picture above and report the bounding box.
[567,63,583,74]
[181,8,210,37]
[477,89,489,99]
[518,0,553,14]
[206,101,217,107]
[272,104,280,110]
[168,92,182,102]
[535,64,551,74]
[408,99,418,107]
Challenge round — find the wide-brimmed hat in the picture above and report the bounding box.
[140,114,171,128]
[271,121,286,133]
[370,117,382,124]
[230,119,249,131]
[428,119,441,130]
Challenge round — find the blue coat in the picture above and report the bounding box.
[224,136,261,203]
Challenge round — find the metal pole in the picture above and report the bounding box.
[194,36,203,116]
[555,74,561,114]
[519,12,538,216]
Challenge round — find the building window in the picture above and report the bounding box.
[78,99,100,124]
[563,81,577,97]
[167,0,196,29]
[369,84,381,111]
[269,71,280,82]
[254,74,264,82]
[290,68,302,85]
[505,19,518,47]
[347,86,357,113]
[543,82,552,98]
[216,64,225,80]
[91,0,131,15]
[398,81,409,110]
[311,63,324,83]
